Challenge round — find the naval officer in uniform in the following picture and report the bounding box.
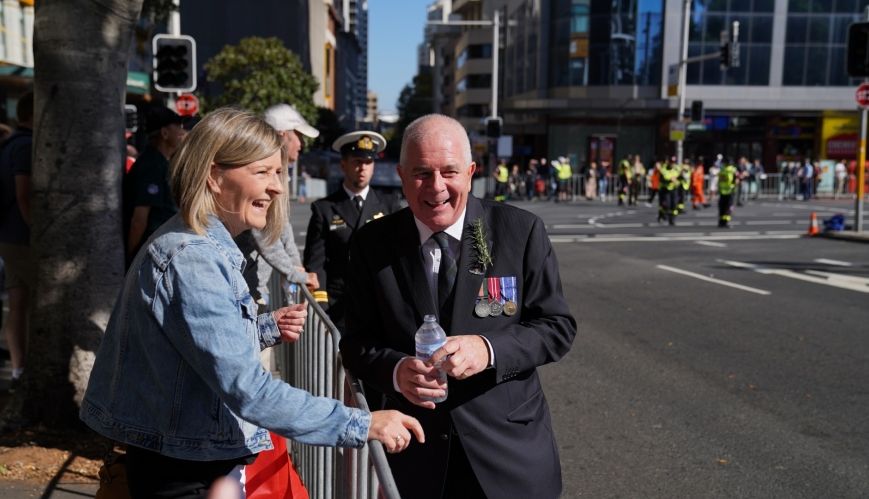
[303,130,403,330]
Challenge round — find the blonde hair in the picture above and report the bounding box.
[170,107,288,243]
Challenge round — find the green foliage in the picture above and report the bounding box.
[203,37,318,120]
[385,70,433,159]
[313,107,346,151]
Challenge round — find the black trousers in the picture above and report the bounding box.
[443,434,488,499]
[125,445,255,499]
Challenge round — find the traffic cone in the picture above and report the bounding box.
[807,212,820,236]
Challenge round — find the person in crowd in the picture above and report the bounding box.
[303,129,402,330]
[123,104,187,264]
[617,154,632,206]
[235,103,319,310]
[585,161,598,200]
[736,156,750,206]
[690,159,708,209]
[508,163,522,199]
[554,155,572,202]
[0,92,33,391]
[81,108,423,498]
[834,159,847,199]
[597,160,610,202]
[524,159,538,200]
[629,154,645,206]
[718,159,740,228]
[647,160,660,204]
[799,157,814,201]
[537,157,550,200]
[340,114,577,499]
[751,158,765,200]
[657,157,681,225]
[493,159,509,201]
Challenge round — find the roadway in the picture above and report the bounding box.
[294,195,869,497]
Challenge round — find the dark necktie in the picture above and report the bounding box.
[353,195,364,213]
[431,231,457,310]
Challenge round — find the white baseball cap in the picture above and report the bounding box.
[263,103,320,138]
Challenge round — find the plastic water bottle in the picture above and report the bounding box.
[415,314,448,403]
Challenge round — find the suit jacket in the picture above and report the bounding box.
[303,188,402,327]
[341,196,576,499]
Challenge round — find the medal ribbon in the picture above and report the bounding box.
[502,276,516,303]
[487,277,502,303]
[478,282,487,301]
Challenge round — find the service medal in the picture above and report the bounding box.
[474,300,491,317]
[503,300,517,316]
[488,300,503,316]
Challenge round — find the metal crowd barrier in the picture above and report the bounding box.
[267,277,400,499]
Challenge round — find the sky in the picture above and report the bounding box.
[368,0,432,116]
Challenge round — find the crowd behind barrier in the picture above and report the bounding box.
[267,276,401,499]
[481,172,866,202]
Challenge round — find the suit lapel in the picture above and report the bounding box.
[395,210,437,320]
[449,196,487,331]
[356,190,380,230]
[332,190,359,230]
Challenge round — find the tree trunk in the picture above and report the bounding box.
[4,0,145,430]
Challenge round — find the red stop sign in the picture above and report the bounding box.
[175,93,199,117]
[857,83,869,108]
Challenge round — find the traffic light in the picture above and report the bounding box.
[486,116,502,138]
[124,104,138,133]
[847,21,869,77]
[720,21,740,69]
[152,34,197,93]
[690,100,704,122]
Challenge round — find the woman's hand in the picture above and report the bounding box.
[368,410,425,454]
[273,304,307,343]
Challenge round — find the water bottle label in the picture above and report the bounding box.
[416,342,443,362]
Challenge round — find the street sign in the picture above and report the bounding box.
[175,93,199,116]
[857,83,869,108]
[667,64,678,97]
[669,120,686,141]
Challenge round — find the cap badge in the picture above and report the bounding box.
[357,136,374,151]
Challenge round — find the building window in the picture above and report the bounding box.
[550,0,663,87]
[456,43,493,69]
[783,0,864,86]
[456,73,492,93]
[687,0,774,85]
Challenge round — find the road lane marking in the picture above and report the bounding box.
[744,220,797,225]
[656,265,771,295]
[695,241,727,247]
[549,233,801,243]
[551,224,595,229]
[803,270,869,287]
[719,260,869,294]
[814,258,852,267]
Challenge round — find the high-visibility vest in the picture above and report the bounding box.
[619,159,633,179]
[496,164,509,183]
[557,162,572,180]
[719,164,738,195]
[658,163,680,190]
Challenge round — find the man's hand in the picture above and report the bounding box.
[430,335,490,380]
[305,272,319,290]
[396,358,447,410]
[273,304,307,343]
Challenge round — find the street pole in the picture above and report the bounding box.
[676,0,691,166]
[858,103,866,232]
[856,8,869,232]
[166,0,181,111]
[491,9,499,119]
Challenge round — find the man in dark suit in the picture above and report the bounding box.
[341,114,576,499]
[303,130,402,329]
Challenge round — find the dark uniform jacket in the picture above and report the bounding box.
[340,196,577,499]
[303,188,402,328]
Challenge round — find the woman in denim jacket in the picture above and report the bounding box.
[81,108,423,497]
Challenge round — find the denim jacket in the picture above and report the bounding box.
[81,214,370,461]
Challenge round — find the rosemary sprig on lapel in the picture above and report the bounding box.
[470,218,493,274]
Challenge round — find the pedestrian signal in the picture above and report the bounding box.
[690,101,704,122]
[486,117,502,138]
[152,34,197,93]
[847,22,869,77]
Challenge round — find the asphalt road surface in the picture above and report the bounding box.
[291,195,869,498]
